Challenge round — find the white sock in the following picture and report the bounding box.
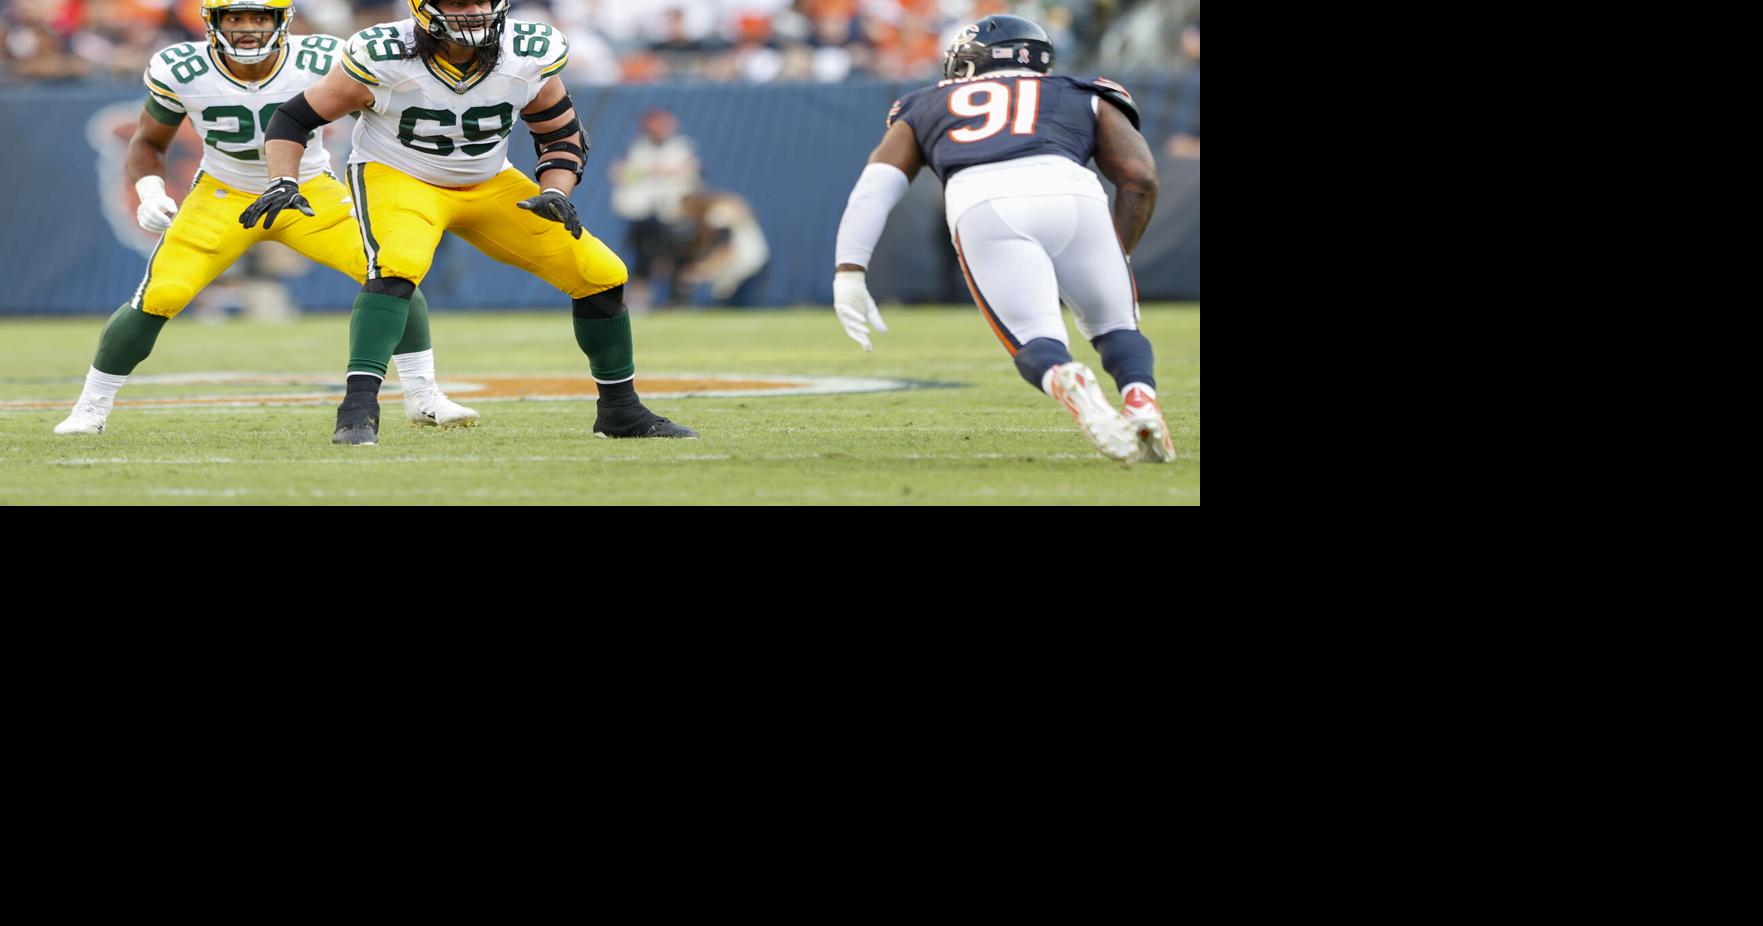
[393,349,436,399]
[1040,365,1060,397]
[1122,382,1156,400]
[82,367,129,402]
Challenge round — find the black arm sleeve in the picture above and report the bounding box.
[265,92,333,144]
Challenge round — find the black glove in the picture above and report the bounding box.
[239,177,314,230]
[517,188,582,239]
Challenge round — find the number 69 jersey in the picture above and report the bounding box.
[340,19,569,187]
[143,36,342,195]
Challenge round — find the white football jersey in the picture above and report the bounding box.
[143,37,339,194]
[341,19,570,186]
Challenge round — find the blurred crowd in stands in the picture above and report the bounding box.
[2,0,1197,86]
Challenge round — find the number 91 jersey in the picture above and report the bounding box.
[888,73,1135,184]
[341,18,569,187]
[143,36,342,195]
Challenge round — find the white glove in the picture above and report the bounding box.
[832,270,888,352]
[135,176,179,233]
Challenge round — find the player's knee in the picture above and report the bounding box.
[375,252,434,287]
[1013,337,1072,389]
[140,283,195,319]
[343,257,369,286]
[572,284,627,319]
[363,277,416,300]
[577,249,628,291]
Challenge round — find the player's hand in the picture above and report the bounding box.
[518,188,582,239]
[134,176,179,234]
[239,177,314,230]
[833,270,888,352]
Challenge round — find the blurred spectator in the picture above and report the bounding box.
[1097,0,1197,73]
[514,0,620,83]
[4,0,93,79]
[677,188,770,305]
[1164,7,1199,158]
[70,1,190,79]
[293,0,354,37]
[610,108,702,310]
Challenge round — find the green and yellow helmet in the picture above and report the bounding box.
[201,0,294,64]
[409,0,509,48]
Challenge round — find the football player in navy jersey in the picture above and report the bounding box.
[831,15,1174,464]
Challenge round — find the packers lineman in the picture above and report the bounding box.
[55,0,478,436]
[242,0,696,444]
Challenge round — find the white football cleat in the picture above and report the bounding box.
[53,395,113,434]
[1121,384,1177,463]
[404,382,479,429]
[1049,362,1140,463]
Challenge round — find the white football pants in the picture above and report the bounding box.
[950,194,1139,351]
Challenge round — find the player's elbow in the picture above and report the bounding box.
[1115,166,1158,195]
[128,134,170,157]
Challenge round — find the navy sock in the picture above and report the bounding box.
[1013,338,1073,390]
[1091,329,1156,393]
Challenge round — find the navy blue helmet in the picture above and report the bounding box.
[942,15,1055,80]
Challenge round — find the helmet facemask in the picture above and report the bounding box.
[415,0,509,48]
[206,4,292,64]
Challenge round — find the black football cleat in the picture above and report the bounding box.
[593,401,698,439]
[332,394,381,446]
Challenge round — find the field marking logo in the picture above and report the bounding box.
[0,373,927,411]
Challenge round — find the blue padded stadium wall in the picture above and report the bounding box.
[0,76,1197,315]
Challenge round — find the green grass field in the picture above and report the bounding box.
[0,305,1199,505]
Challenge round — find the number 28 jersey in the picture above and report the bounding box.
[888,72,1134,184]
[143,36,341,194]
[340,19,570,187]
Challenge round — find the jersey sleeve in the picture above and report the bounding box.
[1088,77,1142,130]
[293,34,338,75]
[536,28,571,81]
[517,24,570,105]
[341,29,395,114]
[887,88,929,130]
[142,49,189,124]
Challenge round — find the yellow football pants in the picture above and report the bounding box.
[344,161,627,297]
[132,171,364,318]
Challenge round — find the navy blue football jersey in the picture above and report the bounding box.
[887,74,1135,183]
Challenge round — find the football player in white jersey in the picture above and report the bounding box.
[242,0,695,445]
[53,0,478,436]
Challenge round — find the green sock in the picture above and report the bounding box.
[93,303,169,376]
[393,287,433,355]
[573,315,635,382]
[348,292,411,376]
